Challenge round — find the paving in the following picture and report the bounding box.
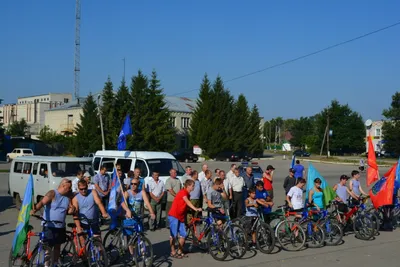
[0,158,398,267]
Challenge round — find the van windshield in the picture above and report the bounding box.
[145,159,185,176]
[50,162,92,177]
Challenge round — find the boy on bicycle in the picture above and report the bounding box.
[207,178,228,227]
[245,188,258,248]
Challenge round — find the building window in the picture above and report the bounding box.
[170,117,176,127]
[375,128,381,136]
[180,136,188,149]
[181,117,190,129]
[64,98,69,103]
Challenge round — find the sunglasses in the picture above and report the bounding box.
[131,183,139,186]
[79,187,88,191]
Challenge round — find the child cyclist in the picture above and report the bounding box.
[168,179,202,259]
[245,188,258,249]
[207,178,228,227]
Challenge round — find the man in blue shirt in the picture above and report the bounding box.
[293,160,305,179]
[255,181,274,216]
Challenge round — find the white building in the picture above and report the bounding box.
[366,120,384,152]
[0,93,72,136]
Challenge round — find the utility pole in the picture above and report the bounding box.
[74,0,81,100]
[274,125,277,152]
[122,57,126,81]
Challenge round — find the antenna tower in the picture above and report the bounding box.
[74,0,81,100]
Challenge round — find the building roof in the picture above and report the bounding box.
[164,96,197,113]
[17,93,72,99]
[94,150,175,160]
[45,100,83,112]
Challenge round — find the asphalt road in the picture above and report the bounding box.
[0,158,398,267]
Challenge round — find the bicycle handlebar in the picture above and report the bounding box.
[31,214,64,224]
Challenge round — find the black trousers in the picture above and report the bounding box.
[232,191,243,218]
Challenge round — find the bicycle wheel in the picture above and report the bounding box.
[103,229,124,265]
[353,214,374,240]
[29,244,54,267]
[256,222,276,254]
[86,239,108,267]
[132,234,153,267]
[321,220,343,246]
[224,223,247,259]
[59,235,78,267]
[275,220,306,251]
[207,226,230,261]
[8,243,28,267]
[300,221,325,248]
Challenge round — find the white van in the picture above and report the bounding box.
[8,156,93,210]
[92,150,185,185]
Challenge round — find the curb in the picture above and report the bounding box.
[302,159,392,167]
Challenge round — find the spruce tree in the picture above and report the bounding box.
[189,74,213,153]
[382,92,400,154]
[247,104,264,156]
[74,94,102,156]
[129,70,149,150]
[115,79,132,124]
[101,77,117,149]
[142,70,176,151]
[231,94,251,152]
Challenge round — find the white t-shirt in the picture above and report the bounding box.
[72,177,80,193]
[198,171,206,183]
[287,186,304,210]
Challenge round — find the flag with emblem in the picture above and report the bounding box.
[12,174,34,256]
[369,163,396,209]
[117,114,133,151]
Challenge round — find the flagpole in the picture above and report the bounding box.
[113,165,128,207]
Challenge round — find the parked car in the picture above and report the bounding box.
[238,162,263,182]
[172,149,198,163]
[6,148,33,162]
[236,152,253,161]
[293,149,311,157]
[214,151,239,162]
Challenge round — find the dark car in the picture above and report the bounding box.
[172,149,198,163]
[293,149,311,157]
[238,162,264,182]
[214,151,239,162]
[237,152,253,161]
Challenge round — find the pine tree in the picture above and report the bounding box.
[101,77,117,149]
[247,105,264,156]
[129,70,149,150]
[189,74,213,153]
[142,70,176,151]
[115,79,132,125]
[74,94,102,156]
[382,92,400,154]
[207,76,233,156]
[231,94,251,152]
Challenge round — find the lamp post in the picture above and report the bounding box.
[97,95,106,151]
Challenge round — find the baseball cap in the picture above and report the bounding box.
[266,165,275,170]
[289,168,295,173]
[84,172,91,177]
[340,174,349,180]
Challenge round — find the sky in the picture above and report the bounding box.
[1,1,399,121]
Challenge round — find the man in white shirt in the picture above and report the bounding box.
[286,178,306,212]
[147,171,165,231]
[229,168,245,218]
[72,170,84,193]
[198,164,208,182]
[219,170,231,213]
[226,164,237,183]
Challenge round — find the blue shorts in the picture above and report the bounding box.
[168,216,186,238]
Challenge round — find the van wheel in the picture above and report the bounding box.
[185,159,189,163]
[226,158,229,162]
[14,194,22,210]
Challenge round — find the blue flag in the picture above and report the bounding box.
[107,168,120,214]
[305,163,336,208]
[117,114,133,151]
[291,155,296,169]
[396,157,400,181]
[12,174,34,256]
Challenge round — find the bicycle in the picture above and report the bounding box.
[314,209,343,246]
[102,214,153,267]
[234,208,276,254]
[9,214,61,267]
[59,214,108,267]
[296,209,325,248]
[185,209,231,261]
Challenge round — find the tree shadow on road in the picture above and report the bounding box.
[0,229,15,237]
[152,240,173,267]
[0,195,15,213]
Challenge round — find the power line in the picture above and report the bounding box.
[171,20,400,97]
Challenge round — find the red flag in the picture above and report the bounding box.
[367,135,379,186]
[383,163,397,178]
[369,164,395,209]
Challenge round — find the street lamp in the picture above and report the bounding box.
[97,95,106,151]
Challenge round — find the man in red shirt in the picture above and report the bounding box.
[168,179,202,259]
[263,165,275,199]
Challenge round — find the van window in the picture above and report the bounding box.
[14,162,23,173]
[16,150,21,154]
[101,158,116,173]
[51,162,92,177]
[93,157,101,171]
[116,159,132,173]
[23,150,32,154]
[39,163,48,176]
[134,159,148,177]
[146,159,185,176]
[33,163,38,175]
[23,163,32,174]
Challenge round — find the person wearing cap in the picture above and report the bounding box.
[83,171,95,190]
[333,175,359,213]
[262,165,275,199]
[283,168,297,196]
